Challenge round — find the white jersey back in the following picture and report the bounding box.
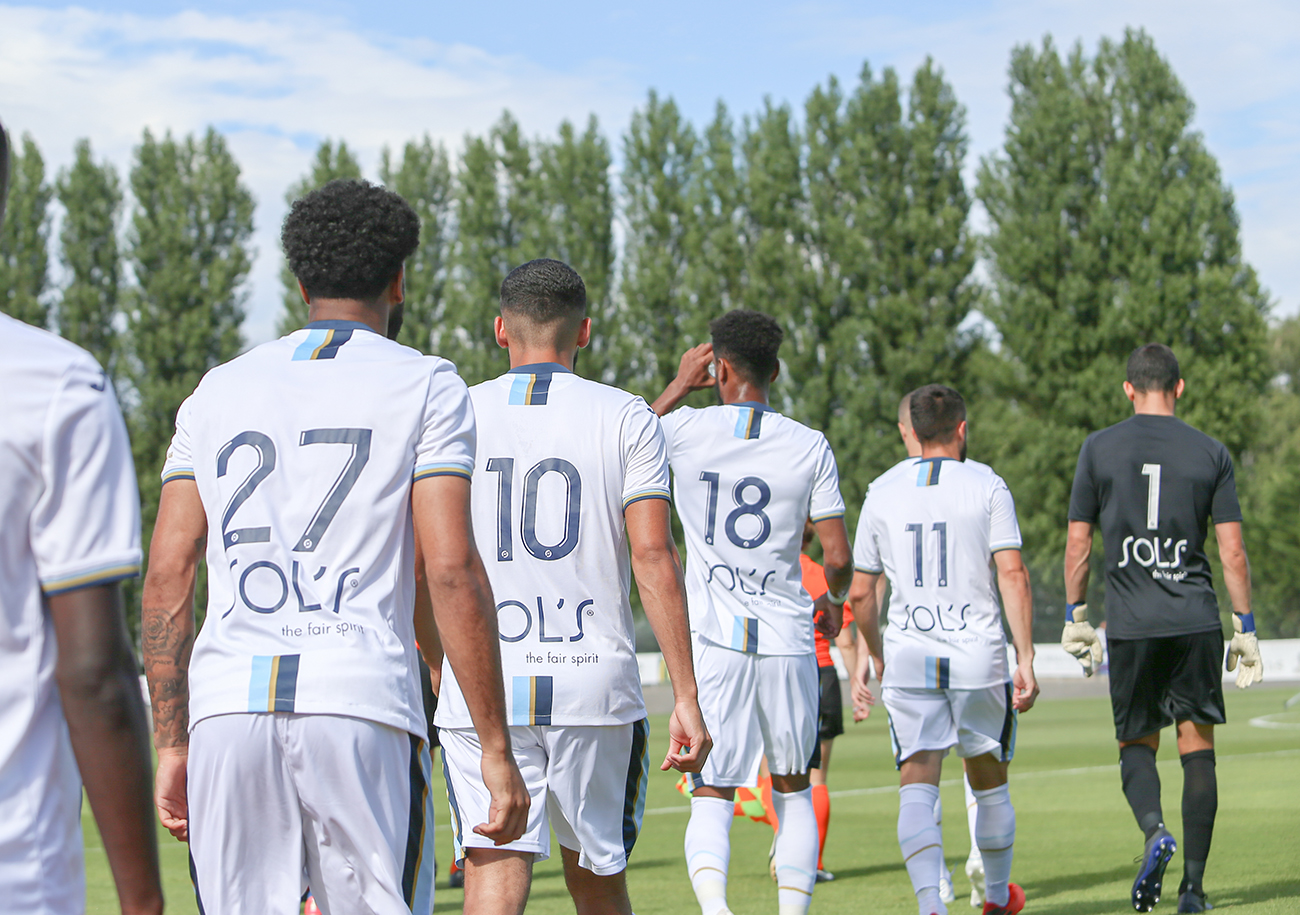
[0,315,141,909]
[662,403,845,656]
[855,456,1022,689]
[162,321,475,738]
[436,364,670,728]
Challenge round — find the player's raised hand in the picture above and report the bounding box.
[1061,603,1104,677]
[154,746,189,842]
[663,698,712,772]
[675,343,716,391]
[1012,659,1039,712]
[1226,613,1264,689]
[475,749,530,845]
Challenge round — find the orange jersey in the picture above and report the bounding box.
[802,554,852,668]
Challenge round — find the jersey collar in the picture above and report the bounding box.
[508,362,573,374]
[732,400,773,412]
[303,319,377,334]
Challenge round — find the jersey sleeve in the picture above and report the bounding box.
[621,399,672,510]
[989,474,1023,553]
[852,496,883,574]
[412,361,477,482]
[1209,443,1244,524]
[1067,435,1099,523]
[161,395,197,484]
[808,436,846,522]
[31,359,142,595]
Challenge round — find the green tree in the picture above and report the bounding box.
[55,139,122,375]
[976,31,1271,614]
[277,140,361,335]
[381,136,452,354]
[0,132,52,327]
[537,116,616,381]
[616,91,699,396]
[124,127,255,624]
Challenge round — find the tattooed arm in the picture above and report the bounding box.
[141,478,206,841]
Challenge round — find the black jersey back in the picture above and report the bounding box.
[1068,414,1242,639]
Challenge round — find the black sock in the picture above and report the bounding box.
[1180,749,1217,894]
[1120,744,1164,838]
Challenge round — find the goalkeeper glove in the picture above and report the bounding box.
[1225,613,1263,689]
[1061,603,1103,677]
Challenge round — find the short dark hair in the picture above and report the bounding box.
[1127,343,1180,393]
[710,309,784,384]
[500,259,586,322]
[910,384,966,444]
[0,120,10,230]
[281,179,420,301]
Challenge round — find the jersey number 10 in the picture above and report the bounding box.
[486,457,582,562]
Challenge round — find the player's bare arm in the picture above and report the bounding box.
[142,477,206,842]
[1063,520,1093,604]
[412,475,529,844]
[650,342,714,416]
[813,515,852,637]
[49,583,164,915]
[1217,521,1263,688]
[849,569,882,721]
[626,496,712,773]
[994,549,1038,712]
[411,525,445,695]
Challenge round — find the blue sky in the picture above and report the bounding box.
[1,0,1296,342]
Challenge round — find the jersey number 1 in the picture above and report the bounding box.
[1141,463,1161,530]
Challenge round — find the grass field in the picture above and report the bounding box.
[85,684,1300,914]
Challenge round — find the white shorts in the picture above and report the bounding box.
[188,713,435,915]
[689,638,819,788]
[439,720,649,876]
[882,684,1017,769]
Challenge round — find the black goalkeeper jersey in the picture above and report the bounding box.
[1068,413,1242,639]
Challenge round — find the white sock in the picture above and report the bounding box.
[932,792,949,885]
[964,774,982,868]
[973,784,1015,907]
[771,787,818,915]
[685,796,734,915]
[899,783,947,915]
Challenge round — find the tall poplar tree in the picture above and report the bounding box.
[617,91,699,397]
[976,30,1270,582]
[56,139,122,375]
[686,102,746,334]
[381,135,452,354]
[125,126,255,620]
[0,133,52,328]
[277,140,361,334]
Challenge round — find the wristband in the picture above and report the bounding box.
[1235,612,1256,634]
[1066,602,1088,623]
[827,586,850,606]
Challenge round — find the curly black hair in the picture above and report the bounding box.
[281,179,420,301]
[709,309,784,384]
[500,258,586,322]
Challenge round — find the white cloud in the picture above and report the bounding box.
[0,5,638,342]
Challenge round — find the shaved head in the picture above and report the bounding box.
[898,392,915,429]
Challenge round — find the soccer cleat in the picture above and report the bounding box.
[981,882,1025,915]
[815,868,835,883]
[939,865,955,903]
[1177,889,1213,912]
[1131,828,1177,912]
[304,896,322,915]
[966,853,985,907]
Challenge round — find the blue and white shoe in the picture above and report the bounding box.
[1131,828,1177,912]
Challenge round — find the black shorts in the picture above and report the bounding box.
[817,664,844,742]
[1107,630,1226,742]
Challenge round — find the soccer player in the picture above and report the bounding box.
[0,118,164,915]
[143,179,528,915]
[435,258,711,915]
[880,391,990,907]
[1061,344,1262,914]
[801,520,855,883]
[851,384,1037,915]
[653,310,853,915]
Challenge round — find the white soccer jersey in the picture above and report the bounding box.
[661,403,845,656]
[435,364,670,728]
[0,314,141,913]
[161,321,475,739]
[855,456,1022,689]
